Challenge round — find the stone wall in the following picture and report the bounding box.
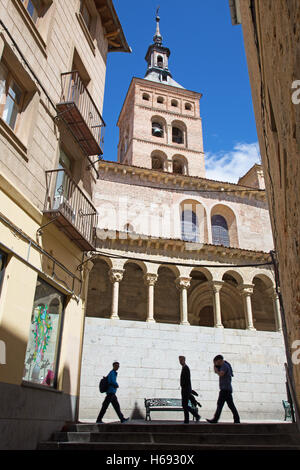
[79,318,286,422]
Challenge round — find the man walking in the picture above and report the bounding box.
[179,356,201,424]
[97,361,129,424]
[206,355,240,424]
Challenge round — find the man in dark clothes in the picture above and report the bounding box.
[206,354,240,424]
[179,356,201,424]
[97,361,129,424]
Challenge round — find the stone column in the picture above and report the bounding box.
[266,287,283,332]
[239,284,256,330]
[176,277,191,325]
[109,268,124,319]
[144,273,158,322]
[209,281,224,328]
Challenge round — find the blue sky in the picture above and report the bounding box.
[101,0,261,183]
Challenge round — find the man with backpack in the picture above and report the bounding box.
[206,355,240,424]
[97,361,129,424]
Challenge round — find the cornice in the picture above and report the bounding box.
[132,137,204,155]
[137,104,201,121]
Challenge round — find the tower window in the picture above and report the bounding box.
[152,155,164,171]
[142,93,150,101]
[157,96,164,104]
[157,55,163,68]
[152,121,164,138]
[172,126,183,144]
[185,103,192,110]
[171,99,178,107]
[173,159,184,175]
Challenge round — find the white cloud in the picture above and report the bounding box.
[204,142,261,183]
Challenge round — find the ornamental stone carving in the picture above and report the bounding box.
[109,268,124,284]
[175,277,191,290]
[144,273,158,286]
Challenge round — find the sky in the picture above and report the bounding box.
[101,0,261,183]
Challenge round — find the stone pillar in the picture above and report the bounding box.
[176,277,191,325]
[239,284,256,330]
[109,268,124,319]
[144,273,158,322]
[266,287,283,332]
[209,281,224,328]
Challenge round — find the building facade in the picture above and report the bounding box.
[0,0,129,449]
[79,13,287,423]
[229,0,300,419]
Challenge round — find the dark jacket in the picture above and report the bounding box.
[180,364,192,390]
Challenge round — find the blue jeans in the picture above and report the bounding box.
[214,390,240,422]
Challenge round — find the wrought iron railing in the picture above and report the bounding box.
[44,169,97,249]
[59,71,105,154]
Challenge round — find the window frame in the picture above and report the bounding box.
[0,60,25,133]
[21,0,41,24]
[211,214,230,247]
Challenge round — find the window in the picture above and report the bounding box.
[157,96,164,104]
[152,121,164,138]
[181,210,199,242]
[80,0,92,31]
[171,99,178,107]
[157,55,163,68]
[142,93,150,101]
[172,126,183,144]
[0,62,24,131]
[173,159,184,175]
[185,102,192,110]
[152,155,164,171]
[22,0,41,23]
[23,278,65,387]
[211,215,230,247]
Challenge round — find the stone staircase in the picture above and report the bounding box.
[38,421,300,450]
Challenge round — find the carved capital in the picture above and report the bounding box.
[109,268,124,283]
[238,284,254,297]
[175,276,191,290]
[144,273,158,286]
[209,280,224,293]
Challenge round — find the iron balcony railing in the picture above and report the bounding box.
[57,71,105,156]
[44,169,97,250]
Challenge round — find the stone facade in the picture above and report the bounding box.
[230,0,300,412]
[0,0,129,449]
[80,318,286,421]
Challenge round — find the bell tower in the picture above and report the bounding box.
[117,9,206,178]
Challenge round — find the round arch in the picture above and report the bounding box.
[119,262,147,322]
[154,266,180,324]
[210,204,239,248]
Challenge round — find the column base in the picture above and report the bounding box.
[247,326,256,331]
[110,315,120,320]
[146,318,156,323]
[214,324,224,328]
[180,321,190,326]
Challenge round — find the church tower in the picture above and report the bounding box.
[117,11,206,177]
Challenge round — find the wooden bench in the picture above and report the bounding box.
[144,398,200,421]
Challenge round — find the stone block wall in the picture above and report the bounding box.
[79,318,286,422]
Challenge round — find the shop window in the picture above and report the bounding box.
[0,61,24,132]
[23,278,65,387]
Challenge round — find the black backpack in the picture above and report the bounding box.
[99,375,108,393]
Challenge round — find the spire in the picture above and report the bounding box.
[153,7,162,45]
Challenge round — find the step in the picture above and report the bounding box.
[38,441,300,451]
[61,422,298,435]
[52,431,299,446]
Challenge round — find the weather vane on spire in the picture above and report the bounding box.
[154,6,162,45]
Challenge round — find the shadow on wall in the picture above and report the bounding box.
[0,323,74,450]
[130,401,145,420]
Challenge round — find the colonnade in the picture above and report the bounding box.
[106,267,282,332]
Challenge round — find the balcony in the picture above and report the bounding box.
[57,71,105,156]
[43,169,98,251]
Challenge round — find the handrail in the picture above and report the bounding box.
[44,169,97,247]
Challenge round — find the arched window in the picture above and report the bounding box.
[157,96,164,104]
[211,215,230,246]
[185,102,192,110]
[152,121,164,137]
[172,126,183,144]
[171,99,178,107]
[142,93,150,101]
[157,55,163,68]
[181,210,199,242]
[173,158,184,174]
[152,155,164,171]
